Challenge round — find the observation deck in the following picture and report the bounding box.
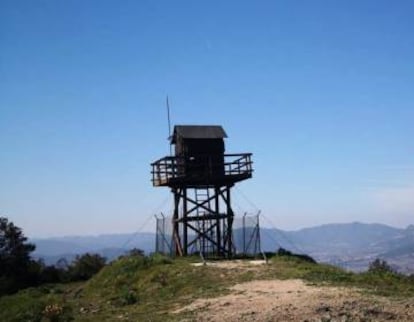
[151,153,253,188]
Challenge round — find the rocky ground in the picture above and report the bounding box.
[174,261,414,322]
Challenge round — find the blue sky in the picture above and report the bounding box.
[1,0,413,237]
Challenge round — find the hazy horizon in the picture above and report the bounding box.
[28,220,413,240]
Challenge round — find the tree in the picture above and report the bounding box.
[0,217,37,294]
[69,253,106,281]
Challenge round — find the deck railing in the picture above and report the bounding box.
[151,153,253,186]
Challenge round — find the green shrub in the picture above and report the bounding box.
[119,288,138,306]
[149,253,173,266]
[69,253,106,281]
[276,248,317,264]
[368,258,395,274]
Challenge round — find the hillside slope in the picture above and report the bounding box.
[1,254,413,321]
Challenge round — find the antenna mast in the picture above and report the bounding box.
[166,96,172,155]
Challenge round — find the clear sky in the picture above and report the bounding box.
[1,0,413,237]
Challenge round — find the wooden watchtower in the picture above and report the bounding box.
[151,125,253,257]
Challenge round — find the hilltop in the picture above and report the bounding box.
[1,253,413,321]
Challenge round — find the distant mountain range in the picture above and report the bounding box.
[30,222,414,274]
[261,223,414,274]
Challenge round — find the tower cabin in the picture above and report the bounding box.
[152,125,252,188]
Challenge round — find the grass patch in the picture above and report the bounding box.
[0,286,74,322]
[71,254,237,320]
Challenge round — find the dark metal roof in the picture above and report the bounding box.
[171,125,227,143]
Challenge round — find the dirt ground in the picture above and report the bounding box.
[176,261,414,322]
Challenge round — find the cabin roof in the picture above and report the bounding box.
[171,125,227,143]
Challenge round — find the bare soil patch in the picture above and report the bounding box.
[191,260,266,269]
[175,279,414,321]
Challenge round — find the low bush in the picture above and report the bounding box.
[276,247,317,263]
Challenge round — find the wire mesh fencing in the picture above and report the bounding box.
[155,213,261,258]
